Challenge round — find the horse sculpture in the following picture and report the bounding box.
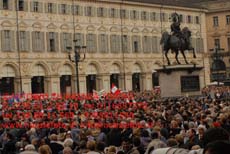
[160,27,196,65]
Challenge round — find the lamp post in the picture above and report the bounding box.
[210,45,224,86]
[67,43,86,94]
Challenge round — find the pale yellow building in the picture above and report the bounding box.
[202,0,230,83]
[0,0,209,95]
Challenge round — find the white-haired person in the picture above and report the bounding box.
[20,144,39,154]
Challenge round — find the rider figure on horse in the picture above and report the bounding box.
[170,13,182,38]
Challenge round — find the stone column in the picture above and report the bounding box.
[145,72,153,90]
[100,73,110,92]
[96,74,103,91]
[124,72,132,91]
[21,77,32,94]
[49,76,60,95]
[79,74,86,94]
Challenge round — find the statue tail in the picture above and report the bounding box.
[160,32,170,45]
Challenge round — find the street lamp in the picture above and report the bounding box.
[67,42,86,94]
[210,45,225,86]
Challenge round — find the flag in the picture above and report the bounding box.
[93,90,99,100]
[111,83,121,95]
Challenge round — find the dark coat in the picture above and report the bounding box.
[49,142,64,154]
[2,140,16,154]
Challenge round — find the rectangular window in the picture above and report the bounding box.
[160,13,165,22]
[121,35,128,53]
[86,6,92,16]
[213,16,219,27]
[97,7,104,17]
[132,35,140,53]
[195,16,200,24]
[49,32,55,52]
[19,31,26,51]
[131,10,138,20]
[214,38,220,49]
[110,35,120,53]
[47,3,53,13]
[150,12,156,21]
[152,36,158,52]
[72,5,80,15]
[110,8,115,18]
[226,15,230,25]
[74,33,84,47]
[187,15,192,23]
[179,14,184,22]
[3,0,8,10]
[98,34,107,53]
[62,33,70,52]
[141,11,147,20]
[18,0,24,11]
[33,31,43,51]
[4,30,11,51]
[33,2,39,12]
[120,9,126,19]
[86,34,97,53]
[143,36,151,53]
[61,4,66,14]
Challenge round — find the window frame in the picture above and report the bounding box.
[213,16,219,27]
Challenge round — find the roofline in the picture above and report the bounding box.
[96,0,208,13]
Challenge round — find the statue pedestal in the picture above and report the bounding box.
[156,64,203,98]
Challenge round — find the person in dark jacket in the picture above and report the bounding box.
[48,134,64,154]
[2,133,16,154]
[107,129,122,147]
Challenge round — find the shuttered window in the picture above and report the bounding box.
[150,12,156,21]
[141,11,149,21]
[98,34,108,53]
[59,4,70,14]
[132,35,141,53]
[72,5,83,16]
[1,30,15,51]
[130,10,139,20]
[74,33,84,47]
[46,3,56,13]
[32,31,44,52]
[30,1,43,13]
[110,35,121,53]
[86,34,97,53]
[18,0,28,11]
[142,36,152,53]
[97,7,107,17]
[121,35,129,53]
[47,32,59,52]
[152,36,158,53]
[19,31,30,51]
[109,8,118,18]
[85,6,95,17]
[120,9,129,19]
[196,38,204,53]
[61,33,72,52]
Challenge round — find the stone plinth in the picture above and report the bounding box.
[156,64,203,98]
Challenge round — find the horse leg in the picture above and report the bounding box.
[175,50,180,64]
[181,50,188,64]
[165,50,170,65]
[192,48,196,58]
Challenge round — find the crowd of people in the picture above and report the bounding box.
[0,86,229,154]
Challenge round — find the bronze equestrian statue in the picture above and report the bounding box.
[160,13,196,65]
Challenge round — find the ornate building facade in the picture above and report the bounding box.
[0,0,209,95]
[203,0,230,83]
